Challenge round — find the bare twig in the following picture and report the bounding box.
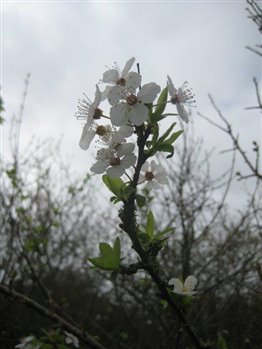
[0,283,107,349]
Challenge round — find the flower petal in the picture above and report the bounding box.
[79,124,96,150]
[116,142,135,157]
[125,72,142,93]
[101,85,112,101]
[121,153,137,168]
[121,57,135,78]
[108,86,125,105]
[184,275,198,292]
[145,180,160,190]
[93,85,102,107]
[129,103,149,126]
[110,103,129,126]
[169,278,183,294]
[137,82,160,104]
[106,165,125,178]
[90,160,109,174]
[167,75,177,96]
[102,69,119,83]
[176,103,189,123]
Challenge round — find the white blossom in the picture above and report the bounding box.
[109,82,161,126]
[91,142,136,177]
[139,160,168,190]
[167,75,195,123]
[15,336,40,349]
[77,85,104,150]
[76,85,103,126]
[102,57,141,99]
[64,331,79,348]
[169,275,198,296]
[79,123,112,150]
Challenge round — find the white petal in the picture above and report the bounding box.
[101,85,112,101]
[167,75,177,97]
[176,103,189,123]
[155,172,168,184]
[141,162,149,172]
[79,124,96,150]
[90,160,109,174]
[149,160,157,171]
[121,153,137,169]
[94,85,102,107]
[125,72,142,93]
[116,142,135,157]
[145,180,160,190]
[87,105,96,126]
[118,124,134,138]
[108,86,125,105]
[137,83,160,104]
[184,275,198,292]
[106,165,125,178]
[102,69,119,83]
[96,148,112,160]
[121,57,135,78]
[169,278,183,293]
[128,103,149,126]
[110,103,129,127]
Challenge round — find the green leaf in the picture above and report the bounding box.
[89,237,121,271]
[158,122,177,143]
[165,130,184,145]
[151,123,159,145]
[102,175,124,197]
[99,242,114,257]
[114,237,121,260]
[217,337,228,349]
[120,185,135,200]
[136,194,146,207]
[155,143,174,158]
[154,226,175,240]
[151,87,168,122]
[146,211,155,239]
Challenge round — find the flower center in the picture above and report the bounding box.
[94,108,103,119]
[126,94,138,106]
[145,171,154,181]
[96,125,107,136]
[110,157,121,166]
[171,95,180,104]
[117,78,126,86]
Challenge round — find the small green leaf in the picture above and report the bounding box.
[120,185,135,200]
[99,242,114,257]
[136,194,146,207]
[89,237,121,271]
[151,123,159,145]
[165,130,183,145]
[217,337,228,349]
[114,237,121,260]
[158,122,177,143]
[152,87,168,122]
[146,211,155,239]
[155,143,174,158]
[154,226,175,240]
[102,175,124,197]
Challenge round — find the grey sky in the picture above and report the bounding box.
[2,0,261,209]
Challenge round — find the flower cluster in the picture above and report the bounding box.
[76,57,195,187]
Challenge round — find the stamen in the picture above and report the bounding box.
[145,171,155,181]
[126,94,138,106]
[110,157,121,166]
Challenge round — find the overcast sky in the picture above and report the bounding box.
[1,0,261,210]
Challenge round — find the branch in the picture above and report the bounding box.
[0,283,107,349]
[119,125,209,349]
